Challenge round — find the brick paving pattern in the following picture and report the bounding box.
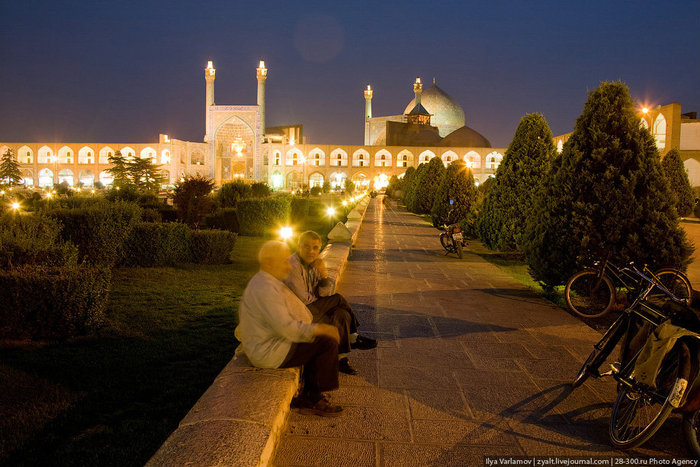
[272,198,691,466]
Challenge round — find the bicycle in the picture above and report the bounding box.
[571,263,697,449]
[564,254,691,318]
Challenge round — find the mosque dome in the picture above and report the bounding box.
[403,83,466,137]
[440,126,492,148]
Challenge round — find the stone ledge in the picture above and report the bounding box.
[146,196,372,467]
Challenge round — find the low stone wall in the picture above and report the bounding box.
[146,195,371,467]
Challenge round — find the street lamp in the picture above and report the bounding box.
[280,226,293,241]
[326,206,335,230]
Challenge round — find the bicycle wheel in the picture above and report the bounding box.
[456,242,463,259]
[683,410,700,457]
[609,342,691,449]
[439,233,451,253]
[572,313,627,388]
[565,270,616,318]
[648,268,693,307]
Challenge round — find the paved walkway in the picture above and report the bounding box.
[272,198,691,466]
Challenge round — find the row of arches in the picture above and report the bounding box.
[271,148,504,169]
[2,145,206,166]
[18,169,172,188]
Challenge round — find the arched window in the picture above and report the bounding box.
[397,150,413,168]
[465,151,481,169]
[58,146,73,164]
[374,149,391,167]
[653,114,666,151]
[441,151,458,166]
[309,148,325,166]
[79,146,94,164]
[58,169,74,186]
[38,168,53,187]
[19,146,33,164]
[273,151,281,166]
[286,148,303,166]
[309,172,324,187]
[353,149,370,167]
[39,146,53,164]
[331,149,348,167]
[120,147,135,161]
[485,151,503,170]
[79,169,94,186]
[99,170,114,186]
[99,146,114,164]
[160,150,171,164]
[141,147,157,163]
[418,150,435,164]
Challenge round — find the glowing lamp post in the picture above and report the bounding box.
[280,226,293,241]
[326,206,336,230]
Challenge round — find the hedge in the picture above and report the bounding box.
[205,208,240,233]
[0,213,78,268]
[121,222,191,267]
[237,197,291,236]
[47,201,142,266]
[190,230,237,264]
[0,265,111,340]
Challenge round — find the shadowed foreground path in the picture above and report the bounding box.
[272,198,690,466]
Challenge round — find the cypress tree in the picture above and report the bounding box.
[477,113,555,250]
[522,81,693,286]
[0,149,23,186]
[404,163,425,211]
[413,156,445,213]
[662,148,694,217]
[431,160,478,226]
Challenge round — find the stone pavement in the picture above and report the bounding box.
[272,198,692,466]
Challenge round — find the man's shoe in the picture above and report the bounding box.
[338,357,358,375]
[351,335,377,350]
[296,396,343,417]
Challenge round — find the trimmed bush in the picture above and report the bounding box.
[205,208,240,233]
[190,230,237,264]
[431,160,479,229]
[217,181,252,208]
[477,113,555,251]
[173,175,215,228]
[0,213,78,268]
[141,208,162,223]
[122,222,191,267]
[662,149,694,217]
[0,265,111,340]
[251,182,271,198]
[237,197,291,236]
[47,201,142,266]
[158,205,178,222]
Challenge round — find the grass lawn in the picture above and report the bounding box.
[0,236,266,467]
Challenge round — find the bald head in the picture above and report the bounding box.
[258,240,292,281]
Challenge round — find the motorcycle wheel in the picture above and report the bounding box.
[439,233,452,253]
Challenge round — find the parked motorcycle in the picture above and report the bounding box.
[439,222,466,259]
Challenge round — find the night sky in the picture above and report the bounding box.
[1,0,698,148]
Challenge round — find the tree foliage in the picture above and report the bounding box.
[107,151,164,192]
[344,178,355,195]
[0,149,23,186]
[431,160,479,228]
[217,181,252,208]
[173,175,215,229]
[661,149,694,217]
[403,163,425,211]
[411,157,446,214]
[477,113,555,250]
[522,82,693,286]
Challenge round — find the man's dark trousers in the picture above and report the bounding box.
[307,293,359,354]
[280,335,339,400]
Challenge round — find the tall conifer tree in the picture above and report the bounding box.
[404,163,425,211]
[0,149,23,186]
[431,160,478,226]
[413,156,445,213]
[661,149,694,217]
[522,82,692,286]
[477,113,555,250]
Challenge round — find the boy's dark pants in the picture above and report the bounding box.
[307,293,359,355]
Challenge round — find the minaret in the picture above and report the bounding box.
[413,77,422,107]
[364,84,373,145]
[204,60,215,143]
[256,60,268,140]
